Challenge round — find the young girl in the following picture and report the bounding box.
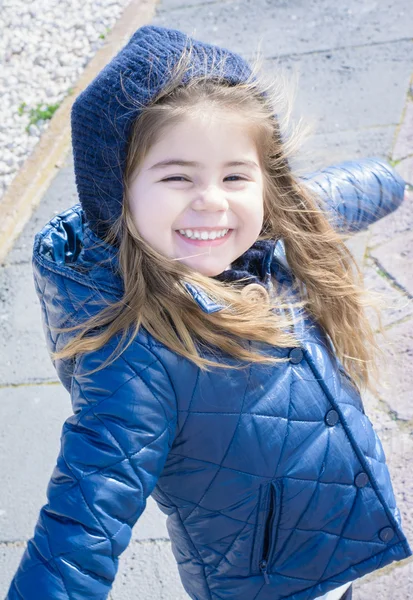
[6,25,411,600]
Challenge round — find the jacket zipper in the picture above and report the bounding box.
[259,481,278,585]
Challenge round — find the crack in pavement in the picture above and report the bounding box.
[368,255,413,300]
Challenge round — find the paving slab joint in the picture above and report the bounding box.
[389,154,413,166]
[366,255,413,300]
[0,540,27,548]
[373,392,413,429]
[157,0,225,12]
[387,407,413,428]
[391,71,413,162]
[129,537,171,546]
[0,380,61,390]
[265,36,413,63]
[373,313,413,338]
[367,395,413,430]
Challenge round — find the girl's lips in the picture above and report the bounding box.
[175,229,233,246]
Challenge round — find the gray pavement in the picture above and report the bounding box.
[1,1,413,598]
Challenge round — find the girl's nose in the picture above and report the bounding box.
[192,186,229,211]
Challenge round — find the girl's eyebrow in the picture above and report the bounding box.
[148,159,259,170]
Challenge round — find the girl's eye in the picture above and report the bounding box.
[161,176,189,182]
[225,175,247,182]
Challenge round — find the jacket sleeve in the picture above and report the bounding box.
[6,339,177,599]
[301,157,406,233]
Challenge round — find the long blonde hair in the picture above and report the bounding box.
[53,41,384,392]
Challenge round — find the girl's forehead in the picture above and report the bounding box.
[153,109,259,150]
[144,117,260,170]
[177,106,255,129]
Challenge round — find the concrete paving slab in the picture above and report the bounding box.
[344,229,369,267]
[111,539,187,600]
[0,384,71,542]
[369,318,413,421]
[269,41,413,136]
[155,5,413,138]
[0,545,28,599]
[368,187,413,248]
[383,430,413,547]
[0,262,56,386]
[293,125,396,172]
[396,154,413,185]
[362,257,413,329]
[370,230,413,297]
[361,390,400,441]
[353,556,413,599]
[154,0,413,58]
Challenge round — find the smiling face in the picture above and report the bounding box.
[127,109,265,276]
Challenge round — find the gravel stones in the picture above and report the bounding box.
[0,0,131,199]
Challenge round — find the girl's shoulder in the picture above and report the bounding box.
[33,203,124,297]
[32,205,158,389]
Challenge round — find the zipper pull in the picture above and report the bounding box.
[259,560,270,584]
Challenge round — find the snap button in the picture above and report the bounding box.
[354,472,369,488]
[379,527,395,542]
[325,409,339,427]
[288,347,303,364]
[240,283,270,305]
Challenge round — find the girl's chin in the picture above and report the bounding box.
[180,257,232,277]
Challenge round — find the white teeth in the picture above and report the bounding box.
[178,228,229,240]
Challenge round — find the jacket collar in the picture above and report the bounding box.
[187,239,280,314]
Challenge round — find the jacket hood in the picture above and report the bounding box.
[71,25,253,240]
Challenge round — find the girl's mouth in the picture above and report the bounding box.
[175,229,233,246]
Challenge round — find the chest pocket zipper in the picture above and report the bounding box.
[255,479,283,585]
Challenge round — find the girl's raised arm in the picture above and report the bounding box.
[301,157,407,233]
[6,341,177,599]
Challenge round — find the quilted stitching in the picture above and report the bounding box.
[10,341,177,599]
[303,158,405,233]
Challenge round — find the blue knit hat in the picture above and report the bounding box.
[71,25,253,240]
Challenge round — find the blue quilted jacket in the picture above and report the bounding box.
[6,158,412,599]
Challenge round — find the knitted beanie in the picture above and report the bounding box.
[71,25,253,240]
